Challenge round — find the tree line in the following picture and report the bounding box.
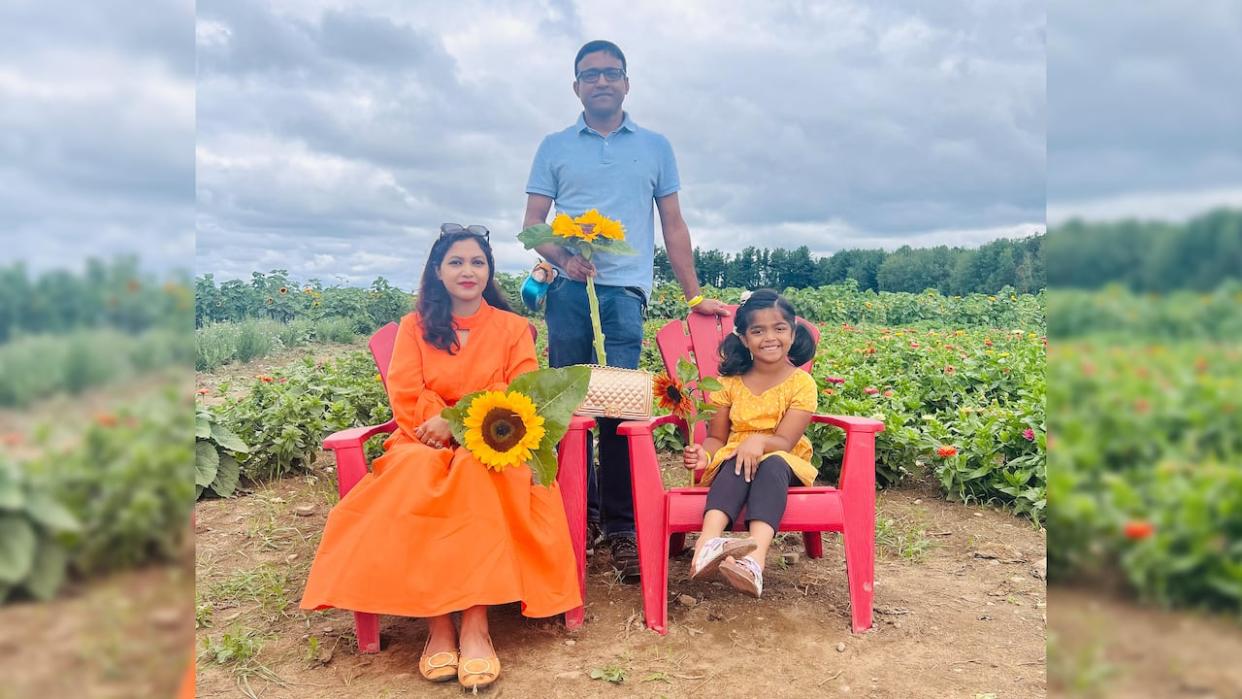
[1045,208,1242,292]
[656,234,1046,295]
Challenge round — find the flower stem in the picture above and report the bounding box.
[585,275,607,365]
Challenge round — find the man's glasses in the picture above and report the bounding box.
[439,223,490,239]
[576,68,626,84]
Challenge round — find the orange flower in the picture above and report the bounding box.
[944,365,956,375]
[1123,520,1155,540]
[257,375,274,383]
[936,445,958,458]
[883,390,894,397]
[95,412,118,428]
[653,374,692,415]
[1,432,23,447]
[823,388,835,396]
[196,388,210,396]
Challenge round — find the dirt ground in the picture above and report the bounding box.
[194,342,361,409]
[1048,587,1242,698]
[195,457,1048,699]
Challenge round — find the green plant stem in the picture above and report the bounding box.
[585,275,607,365]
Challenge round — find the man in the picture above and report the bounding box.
[523,40,728,579]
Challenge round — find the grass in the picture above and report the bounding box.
[203,564,293,622]
[875,514,935,562]
[196,317,363,371]
[1048,630,1116,697]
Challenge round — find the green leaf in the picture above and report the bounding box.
[528,440,559,487]
[516,223,557,250]
[589,237,638,256]
[195,413,212,439]
[196,441,220,487]
[676,357,698,384]
[0,515,37,585]
[211,453,241,498]
[21,541,67,602]
[210,423,250,454]
[25,491,80,533]
[0,464,23,510]
[510,366,592,443]
[441,391,485,445]
[698,376,723,393]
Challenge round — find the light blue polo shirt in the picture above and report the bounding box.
[525,112,680,299]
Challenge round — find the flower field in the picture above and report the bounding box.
[1048,335,1242,613]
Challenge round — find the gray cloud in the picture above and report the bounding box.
[195,0,1046,285]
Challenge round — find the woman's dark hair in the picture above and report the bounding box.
[718,289,816,376]
[416,230,513,354]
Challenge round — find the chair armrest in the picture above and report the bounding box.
[617,413,687,437]
[567,415,596,432]
[810,414,885,433]
[323,419,399,451]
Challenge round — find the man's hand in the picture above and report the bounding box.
[414,416,453,449]
[562,254,596,282]
[691,298,731,317]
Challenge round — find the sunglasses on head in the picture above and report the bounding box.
[439,223,490,239]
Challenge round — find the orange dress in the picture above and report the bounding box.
[300,301,581,618]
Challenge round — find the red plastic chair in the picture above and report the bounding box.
[320,321,594,653]
[616,308,884,635]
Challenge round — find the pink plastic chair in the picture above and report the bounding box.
[615,308,884,635]
[320,321,593,653]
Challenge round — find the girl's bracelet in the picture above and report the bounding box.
[686,294,704,308]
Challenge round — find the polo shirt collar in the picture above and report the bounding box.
[576,111,637,136]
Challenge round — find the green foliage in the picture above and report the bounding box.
[1048,283,1242,340]
[215,352,392,483]
[196,317,363,371]
[0,257,191,343]
[0,328,192,407]
[0,457,80,603]
[1047,208,1242,292]
[196,405,250,499]
[194,271,412,329]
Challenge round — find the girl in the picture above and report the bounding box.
[300,225,581,690]
[683,289,819,598]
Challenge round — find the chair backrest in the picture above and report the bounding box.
[368,319,539,397]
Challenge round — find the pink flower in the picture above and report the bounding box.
[882,390,894,397]
[1022,428,1036,442]
[826,376,846,385]
[864,387,879,395]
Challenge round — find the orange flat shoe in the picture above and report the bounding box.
[458,636,500,691]
[419,634,459,683]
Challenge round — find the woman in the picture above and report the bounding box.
[300,225,581,690]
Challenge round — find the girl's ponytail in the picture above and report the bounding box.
[788,321,816,367]
[717,332,752,376]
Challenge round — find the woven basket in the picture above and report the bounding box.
[576,364,653,420]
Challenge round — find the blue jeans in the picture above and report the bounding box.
[545,277,645,540]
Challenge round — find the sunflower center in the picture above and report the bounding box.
[665,386,683,402]
[481,408,527,452]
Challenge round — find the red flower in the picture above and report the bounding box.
[1124,520,1155,540]
[258,375,274,383]
[984,338,993,347]
[1,432,23,447]
[196,388,210,396]
[1022,428,1036,442]
[653,374,692,416]
[826,376,846,385]
[864,387,879,395]
[936,445,958,458]
[909,341,920,349]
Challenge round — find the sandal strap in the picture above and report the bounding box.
[424,651,458,669]
[460,657,498,677]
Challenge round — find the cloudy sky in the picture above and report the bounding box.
[3,2,1238,282]
[194,0,1046,285]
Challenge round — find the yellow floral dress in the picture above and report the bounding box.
[701,371,819,487]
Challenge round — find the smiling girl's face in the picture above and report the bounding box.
[740,307,793,365]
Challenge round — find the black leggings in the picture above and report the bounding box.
[704,455,798,531]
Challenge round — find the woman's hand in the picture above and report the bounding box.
[683,444,708,471]
[414,416,453,449]
[733,436,767,482]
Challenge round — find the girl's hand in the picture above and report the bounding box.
[683,444,708,471]
[733,436,767,482]
[415,416,453,449]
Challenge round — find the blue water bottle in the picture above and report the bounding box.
[520,261,557,312]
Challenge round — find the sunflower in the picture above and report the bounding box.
[574,209,626,241]
[551,212,595,242]
[653,374,692,416]
[463,391,546,471]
